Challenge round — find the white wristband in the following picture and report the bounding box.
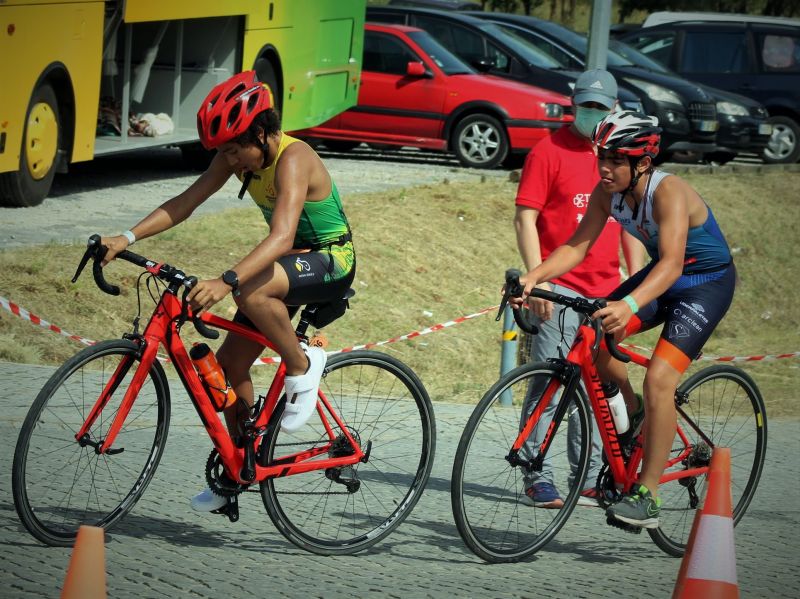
[122,230,136,245]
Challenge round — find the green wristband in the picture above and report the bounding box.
[622,294,639,313]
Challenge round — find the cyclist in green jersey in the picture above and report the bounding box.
[99,71,355,511]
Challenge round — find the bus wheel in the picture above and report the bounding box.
[0,83,61,207]
[254,58,282,114]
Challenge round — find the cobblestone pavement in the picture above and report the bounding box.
[0,361,797,598]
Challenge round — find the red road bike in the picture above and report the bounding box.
[12,236,436,555]
[451,269,766,562]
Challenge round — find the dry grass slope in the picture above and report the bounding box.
[1,170,798,415]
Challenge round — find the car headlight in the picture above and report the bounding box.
[716,101,749,116]
[543,103,565,119]
[625,78,682,106]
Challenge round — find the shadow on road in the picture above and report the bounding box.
[49,148,198,198]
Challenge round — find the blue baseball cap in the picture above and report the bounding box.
[572,69,618,110]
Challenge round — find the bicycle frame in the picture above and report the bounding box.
[74,287,365,485]
[511,319,713,494]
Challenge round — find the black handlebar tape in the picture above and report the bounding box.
[193,315,220,340]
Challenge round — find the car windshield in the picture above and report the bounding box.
[485,23,564,68]
[608,39,672,73]
[514,22,678,73]
[407,30,475,74]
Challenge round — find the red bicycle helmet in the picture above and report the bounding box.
[591,111,662,158]
[196,71,273,150]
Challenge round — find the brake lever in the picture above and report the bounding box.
[178,276,195,330]
[180,276,220,340]
[590,299,631,363]
[496,268,523,321]
[72,234,101,283]
[591,299,606,354]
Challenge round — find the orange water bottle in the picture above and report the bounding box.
[189,343,237,411]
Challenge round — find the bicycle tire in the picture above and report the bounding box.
[451,361,591,562]
[648,364,767,557]
[12,339,170,546]
[260,350,436,555]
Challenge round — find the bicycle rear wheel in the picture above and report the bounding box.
[451,362,591,562]
[12,339,170,546]
[649,365,767,556]
[260,350,435,555]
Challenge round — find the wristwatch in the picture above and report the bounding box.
[221,270,240,296]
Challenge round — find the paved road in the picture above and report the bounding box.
[0,361,797,598]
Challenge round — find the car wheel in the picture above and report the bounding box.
[451,114,508,169]
[0,82,61,207]
[323,140,362,152]
[762,116,800,164]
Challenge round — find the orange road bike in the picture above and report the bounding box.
[12,236,436,554]
[451,269,766,562]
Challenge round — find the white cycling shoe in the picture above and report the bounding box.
[190,487,227,512]
[281,344,327,433]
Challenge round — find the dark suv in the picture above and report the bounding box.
[619,13,800,163]
[473,12,772,163]
[367,6,720,162]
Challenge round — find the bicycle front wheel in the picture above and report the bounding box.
[649,364,767,556]
[12,339,170,546]
[260,350,436,555]
[451,362,591,562]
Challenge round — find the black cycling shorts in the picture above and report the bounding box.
[233,244,356,328]
[610,262,736,372]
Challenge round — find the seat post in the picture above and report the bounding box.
[294,309,312,340]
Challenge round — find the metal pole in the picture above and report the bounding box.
[499,305,517,406]
[586,0,612,70]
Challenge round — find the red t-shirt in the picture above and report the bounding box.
[515,125,623,298]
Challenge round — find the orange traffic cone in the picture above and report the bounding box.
[672,447,739,599]
[61,525,107,599]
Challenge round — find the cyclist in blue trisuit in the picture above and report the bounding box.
[513,111,735,528]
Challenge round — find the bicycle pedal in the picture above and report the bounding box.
[606,515,642,535]
[212,497,239,523]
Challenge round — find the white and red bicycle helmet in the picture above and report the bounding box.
[591,111,662,158]
[196,71,273,150]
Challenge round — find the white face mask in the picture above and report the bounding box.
[574,106,610,137]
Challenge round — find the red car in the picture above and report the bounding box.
[293,23,572,169]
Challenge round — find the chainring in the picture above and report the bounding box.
[205,449,248,497]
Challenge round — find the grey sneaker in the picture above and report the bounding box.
[606,484,661,529]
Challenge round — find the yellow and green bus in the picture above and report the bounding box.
[0,0,365,206]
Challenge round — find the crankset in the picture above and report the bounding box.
[205,449,249,498]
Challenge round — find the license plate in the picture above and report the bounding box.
[697,120,719,132]
[758,123,773,135]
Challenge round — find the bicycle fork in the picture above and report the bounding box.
[75,337,160,454]
[506,362,581,474]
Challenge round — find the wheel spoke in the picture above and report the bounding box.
[261,351,434,555]
[13,341,169,546]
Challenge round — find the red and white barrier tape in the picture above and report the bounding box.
[252,305,499,365]
[2,294,798,365]
[1,295,95,347]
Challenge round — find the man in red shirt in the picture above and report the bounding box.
[515,69,643,508]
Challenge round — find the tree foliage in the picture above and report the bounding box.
[619,0,799,20]
[477,0,798,20]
